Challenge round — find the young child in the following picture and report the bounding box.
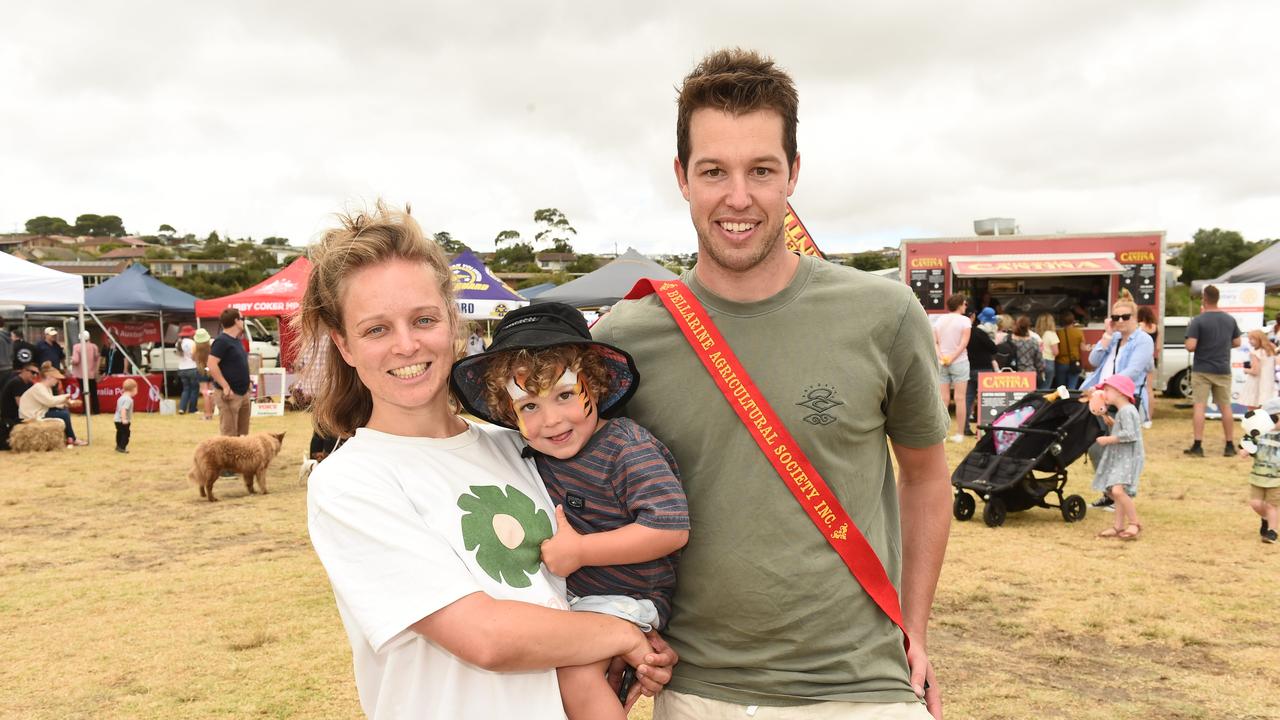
[1092,374,1144,540]
[114,378,137,454]
[451,303,689,720]
[1238,397,1280,544]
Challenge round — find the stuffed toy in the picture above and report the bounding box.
[1240,397,1280,455]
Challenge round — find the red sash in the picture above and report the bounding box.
[625,278,910,651]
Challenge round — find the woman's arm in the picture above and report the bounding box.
[411,591,657,673]
[540,506,688,577]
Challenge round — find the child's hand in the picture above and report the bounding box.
[1237,448,1251,459]
[540,506,584,577]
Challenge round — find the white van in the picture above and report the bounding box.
[146,318,280,375]
[1158,316,1191,398]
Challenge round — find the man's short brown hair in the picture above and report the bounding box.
[219,307,242,329]
[676,48,799,176]
[1203,284,1219,305]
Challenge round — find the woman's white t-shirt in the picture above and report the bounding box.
[308,422,569,720]
[177,337,197,371]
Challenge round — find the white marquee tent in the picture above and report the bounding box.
[1,252,94,443]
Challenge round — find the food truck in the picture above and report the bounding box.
[898,228,1166,368]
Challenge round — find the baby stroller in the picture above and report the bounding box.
[951,390,1104,527]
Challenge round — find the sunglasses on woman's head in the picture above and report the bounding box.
[1110,313,1132,322]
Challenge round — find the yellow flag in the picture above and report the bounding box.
[783,203,825,259]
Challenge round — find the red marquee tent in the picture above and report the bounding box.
[195,256,310,368]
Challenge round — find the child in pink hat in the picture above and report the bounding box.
[1093,374,1145,540]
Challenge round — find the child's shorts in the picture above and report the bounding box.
[568,594,659,632]
[1250,484,1280,504]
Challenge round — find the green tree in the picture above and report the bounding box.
[432,231,468,253]
[72,213,126,236]
[1172,228,1273,284]
[261,236,290,246]
[848,251,898,272]
[494,229,521,248]
[533,208,576,252]
[25,216,72,235]
[158,224,176,235]
[490,242,537,272]
[566,254,601,274]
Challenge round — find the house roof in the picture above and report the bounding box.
[99,247,151,259]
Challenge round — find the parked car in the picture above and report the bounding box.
[1158,316,1191,398]
[146,318,280,393]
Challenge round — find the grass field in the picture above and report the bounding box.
[2,398,1277,719]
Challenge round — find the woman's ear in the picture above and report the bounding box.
[329,328,354,367]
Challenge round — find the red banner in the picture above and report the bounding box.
[102,320,162,345]
[64,374,163,414]
[626,278,909,652]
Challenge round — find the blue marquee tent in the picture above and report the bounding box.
[31,262,197,314]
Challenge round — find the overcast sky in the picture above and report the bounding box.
[2,1,1276,257]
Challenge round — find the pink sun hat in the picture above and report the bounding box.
[1099,374,1136,403]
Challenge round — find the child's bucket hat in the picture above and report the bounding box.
[450,302,639,430]
[1099,374,1136,403]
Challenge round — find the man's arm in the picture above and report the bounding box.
[206,353,230,394]
[893,440,950,719]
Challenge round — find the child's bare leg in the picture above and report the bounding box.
[1109,486,1139,529]
[1249,498,1269,519]
[557,659,626,720]
[1266,502,1279,529]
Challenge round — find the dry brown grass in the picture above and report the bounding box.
[1,398,1277,719]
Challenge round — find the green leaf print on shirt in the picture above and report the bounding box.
[458,485,554,588]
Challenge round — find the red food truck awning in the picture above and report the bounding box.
[949,253,1125,277]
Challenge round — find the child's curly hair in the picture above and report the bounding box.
[480,344,611,427]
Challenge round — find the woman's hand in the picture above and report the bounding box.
[612,630,678,709]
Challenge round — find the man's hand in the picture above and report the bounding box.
[907,635,942,719]
[609,630,678,710]
[540,506,585,577]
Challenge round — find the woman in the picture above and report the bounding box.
[1080,299,1154,508]
[296,204,673,719]
[192,328,214,420]
[19,362,87,445]
[176,325,200,415]
[1054,313,1085,389]
[1242,330,1277,411]
[1137,306,1159,422]
[1034,313,1059,390]
[964,307,999,435]
[1010,316,1043,381]
[934,293,971,442]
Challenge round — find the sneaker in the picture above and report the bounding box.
[1224,442,1236,457]
[115,447,128,454]
[1090,495,1115,509]
[1183,444,1204,457]
[1141,420,1152,429]
[949,434,965,443]
[963,426,976,437]
[1264,529,1278,544]
[71,439,88,447]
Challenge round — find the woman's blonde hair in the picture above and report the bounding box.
[193,339,211,374]
[1248,329,1276,356]
[997,314,1015,332]
[293,201,460,438]
[1034,312,1056,336]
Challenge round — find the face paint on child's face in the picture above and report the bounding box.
[508,365,600,459]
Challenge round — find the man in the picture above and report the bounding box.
[1183,284,1242,457]
[1,362,39,450]
[34,326,65,371]
[69,334,102,415]
[594,49,950,719]
[11,329,37,371]
[0,319,13,385]
[207,307,252,437]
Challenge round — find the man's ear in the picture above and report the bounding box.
[786,152,801,196]
[674,156,690,202]
[329,329,353,367]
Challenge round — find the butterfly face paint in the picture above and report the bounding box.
[508,364,600,460]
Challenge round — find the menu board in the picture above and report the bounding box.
[1119,263,1157,305]
[909,267,946,310]
[976,371,1038,427]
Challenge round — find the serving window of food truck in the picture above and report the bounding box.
[899,232,1166,364]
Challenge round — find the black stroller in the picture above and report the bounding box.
[951,390,1105,527]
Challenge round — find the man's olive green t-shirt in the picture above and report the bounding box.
[593,254,948,706]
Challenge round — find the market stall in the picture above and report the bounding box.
[195,256,309,370]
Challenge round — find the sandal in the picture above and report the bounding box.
[1118,523,1142,541]
[1096,526,1120,539]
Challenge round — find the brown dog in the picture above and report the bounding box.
[188,431,285,502]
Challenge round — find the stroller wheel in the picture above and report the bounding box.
[953,492,976,522]
[1061,494,1087,522]
[982,497,1007,528]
